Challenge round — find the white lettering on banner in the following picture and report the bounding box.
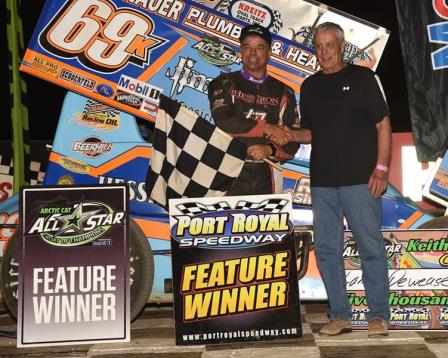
[346,269,448,290]
[123,0,184,21]
[428,0,448,69]
[184,7,242,42]
[32,265,117,324]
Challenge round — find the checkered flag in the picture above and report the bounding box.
[215,0,230,13]
[235,198,288,213]
[271,10,283,34]
[176,201,231,216]
[146,95,247,208]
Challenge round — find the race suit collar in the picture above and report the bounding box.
[240,69,268,85]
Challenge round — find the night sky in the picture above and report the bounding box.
[2,0,412,141]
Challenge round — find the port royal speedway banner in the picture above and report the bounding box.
[17,185,130,347]
[344,229,448,330]
[202,0,390,70]
[395,0,448,162]
[20,0,318,123]
[169,194,301,345]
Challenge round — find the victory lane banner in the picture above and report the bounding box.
[17,184,130,347]
[344,229,448,330]
[169,194,301,345]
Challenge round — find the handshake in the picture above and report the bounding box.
[264,123,297,146]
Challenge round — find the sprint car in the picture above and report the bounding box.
[0,91,439,321]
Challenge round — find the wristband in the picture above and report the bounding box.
[267,143,277,156]
[375,164,389,173]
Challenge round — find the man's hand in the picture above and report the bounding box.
[368,168,388,198]
[264,123,295,145]
[248,144,272,160]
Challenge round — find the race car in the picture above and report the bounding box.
[0,91,436,321]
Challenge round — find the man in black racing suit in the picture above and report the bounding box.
[208,24,300,196]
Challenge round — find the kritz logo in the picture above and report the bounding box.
[193,37,241,68]
[26,200,125,247]
[72,136,112,158]
[165,57,213,97]
[343,235,402,267]
[39,0,166,73]
[390,307,431,327]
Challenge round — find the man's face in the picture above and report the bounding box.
[240,35,271,77]
[314,29,345,74]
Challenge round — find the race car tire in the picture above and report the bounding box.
[417,216,448,229]
[129,219,154,321]
[0,219,154,322]
[0,229,19,319]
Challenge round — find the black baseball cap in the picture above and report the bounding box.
[239,24,272,45]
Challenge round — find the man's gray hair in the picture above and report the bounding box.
[313,22,345,43]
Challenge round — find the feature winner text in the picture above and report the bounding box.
[32,265,116,324]
[181,252,290,320]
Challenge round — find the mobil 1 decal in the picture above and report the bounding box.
[17,185,129,347]
[169,194,301,345]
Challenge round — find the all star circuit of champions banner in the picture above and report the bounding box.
[169,194,301,345]
[395,0,448,161]
[17,185,130,347]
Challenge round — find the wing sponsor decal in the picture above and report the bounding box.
[72,136,113,158]
[21,0,317,121]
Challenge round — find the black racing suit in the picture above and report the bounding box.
[208,71,300,195]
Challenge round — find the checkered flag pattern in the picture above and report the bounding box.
[176,201,231,216]
[235,198,288,213]
[146,95,247,208]
[0,156,14,176]
[216,0,230,13]
[83,99,120,118]
[391,307,429,315]
[0,156,45,185]
[271,10,283,34]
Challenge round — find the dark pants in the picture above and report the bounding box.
[227,162,274,196]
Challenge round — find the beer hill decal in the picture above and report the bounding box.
[344,230,448,330]
[169,194,301,345]
[20,0,317,123]
[206,0,390,70]
[17,185,130,347]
